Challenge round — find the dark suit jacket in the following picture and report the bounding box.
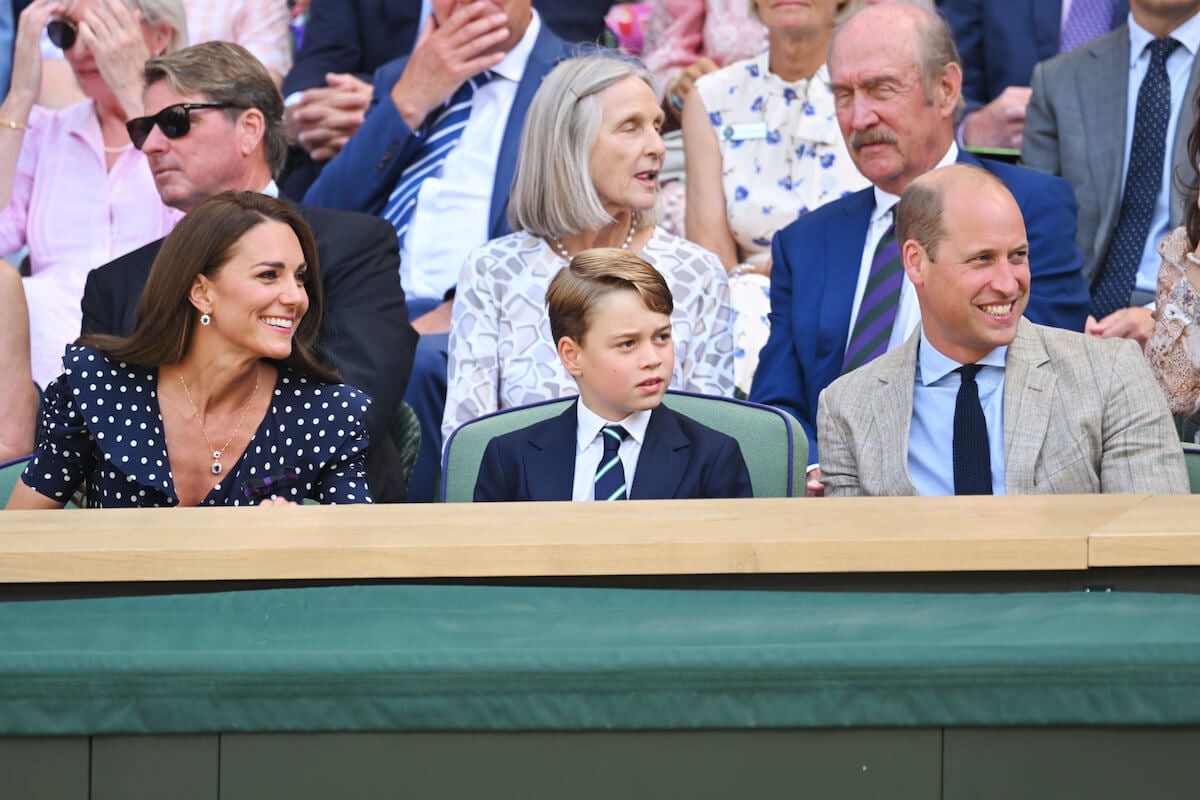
[278,2,601,199]
[748,150,1090,465]
[279,0,424,199]
[473,402,754,501]
[302,22,573,250]
[942,0,1128,107]
[81,204,418,503]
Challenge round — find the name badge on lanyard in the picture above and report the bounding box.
[723,122,769,142]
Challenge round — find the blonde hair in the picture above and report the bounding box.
[546,248,673,344]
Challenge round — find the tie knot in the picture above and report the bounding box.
[601,425,628,455]
[956,364,983,383]
[469,69,497,92]
[1149,37,1180,64]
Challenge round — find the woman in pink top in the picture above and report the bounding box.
[0,0,187,388]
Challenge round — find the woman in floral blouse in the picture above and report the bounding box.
[680,0,868,395]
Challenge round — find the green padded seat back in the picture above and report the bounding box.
[440,392,807,501]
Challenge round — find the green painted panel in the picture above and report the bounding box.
[944,727,1200,800]
[221,729,941,800]
[91,735,217,800]
[0,737,88,800]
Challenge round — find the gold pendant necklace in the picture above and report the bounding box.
[178,371,260,475]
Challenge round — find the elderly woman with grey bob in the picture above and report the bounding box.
[442,53,735,444]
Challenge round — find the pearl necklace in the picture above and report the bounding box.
[104,143,131,155]
[178,371,260,476]
[551,214,637,260]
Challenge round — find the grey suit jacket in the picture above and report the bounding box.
[817,320,1188,496]
[1021,24,1200,285]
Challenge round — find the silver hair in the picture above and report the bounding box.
[64,0,189,54]
[508,53,659,238]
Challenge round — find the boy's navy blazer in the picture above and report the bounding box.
[474,401,753,501]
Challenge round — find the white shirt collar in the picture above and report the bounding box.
[575,399,653,452]
[259,180,280,198]
[492,9,541,83]
[917,327,1008,386]
[872,142,960,221]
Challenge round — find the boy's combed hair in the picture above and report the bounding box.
[546,248,674,344]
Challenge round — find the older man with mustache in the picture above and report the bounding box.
[748,3,1089,495]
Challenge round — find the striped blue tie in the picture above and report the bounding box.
[381,70,495,248]
[594,425,629,501]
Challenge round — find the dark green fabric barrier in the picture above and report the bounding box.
[1,585,1199,735]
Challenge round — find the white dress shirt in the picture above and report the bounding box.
[572,401,652,501]
[399,11,542,301]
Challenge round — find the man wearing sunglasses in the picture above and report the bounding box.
[80,41,419,503]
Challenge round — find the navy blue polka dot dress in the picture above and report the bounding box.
[22,346,374,506]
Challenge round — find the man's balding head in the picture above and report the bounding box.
[897,164,1030,363]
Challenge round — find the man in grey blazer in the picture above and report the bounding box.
[818,165,1187,497]
[1021,0,1200,345]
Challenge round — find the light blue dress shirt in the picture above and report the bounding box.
[1123,12,1200,294]
[908,332,1008,496]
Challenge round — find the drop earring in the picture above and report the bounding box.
[200,312,212,326]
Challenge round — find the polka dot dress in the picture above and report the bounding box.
[23,346,374,507]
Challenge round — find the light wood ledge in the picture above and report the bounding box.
[1089,495,1200,566]
[0,494,1156,583]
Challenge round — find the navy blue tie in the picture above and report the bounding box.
[953,365,992,496]
[1091,38,1179,319]
[381,70,495,249]
[594,425,628,501]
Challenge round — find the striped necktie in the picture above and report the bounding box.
[593,425,629,501]
[381,70,496,248]
[842,212,902,373]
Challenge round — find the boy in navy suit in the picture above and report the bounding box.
[474,249,752,501]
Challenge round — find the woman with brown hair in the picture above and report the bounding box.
[7,192,373,508]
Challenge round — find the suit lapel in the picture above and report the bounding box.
[629,406,690,499]
[524,404,578,501]
[1032,1,1061,60]
[490,28,569,238]
[867,332,919,496]
[1002,321,1056,494]
[1081,30,1132,260]
[819,190,875,372]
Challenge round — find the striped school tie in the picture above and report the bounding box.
[842,213,902,373]
[381,70,496,248]
[594,425,629,501]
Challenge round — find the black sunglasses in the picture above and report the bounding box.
[125,103,237,149]
[47,18,77,50]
